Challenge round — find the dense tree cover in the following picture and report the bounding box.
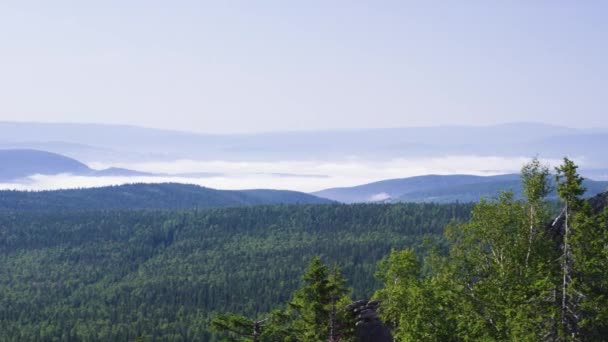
[4,157,603,341]
[0,202,472,341]
[213,158,608,342]
[371,158,608,341]
[0,183,331,211]
[212,258,353,342]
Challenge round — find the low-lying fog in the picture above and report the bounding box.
[0,155,572,192]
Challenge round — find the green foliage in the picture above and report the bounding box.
[3,157,606,341]
[556,157,586,211]
[373,249,446,341]
[0,183,331,211]
[448,192,558,340]
[555,157,588,339]
[0,202,470,341]
[522,157,552,205]
[370,158,608,342]
[571,206,608,339]
[287,257,350,341]
[212,257,352,342]
[211,314,255,341]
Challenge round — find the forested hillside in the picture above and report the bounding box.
[2,158,606,341]
[0,202,472,341]
[0,183,332,211]
[213,158,608,342]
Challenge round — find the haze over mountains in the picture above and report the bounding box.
[1,121,607,193]
[314,174,608,203]
[0,149,154,181]
[2,121,607,164]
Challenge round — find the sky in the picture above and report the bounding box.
[1,1,607,133]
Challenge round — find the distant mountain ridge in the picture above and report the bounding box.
[314,174,608,203]
[0,149,91,181]
[0,149,152,181]
[313,174,520,203]
[1,121,607,164]
[0,183,333,210]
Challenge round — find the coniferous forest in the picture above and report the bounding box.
[0,201,471,341]
[3,1,607,340]
[1,158,607,341]
[212,158,608,342]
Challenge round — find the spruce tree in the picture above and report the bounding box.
[555,157,586,340]
[288,257,349,342]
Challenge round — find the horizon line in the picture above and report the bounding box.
[0,119,600,136]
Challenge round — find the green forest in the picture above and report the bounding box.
[0,183,331,211]
[1,158,606,341]
[211,158,608,341]
[0,200,470,341]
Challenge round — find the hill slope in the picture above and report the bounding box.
[397,178,608,203]
[0,182,332,210]
[314,174,608,203]
[0,202,472,341]
[313,174,519,203]
[0,149,92,181]
[0,149,153,181]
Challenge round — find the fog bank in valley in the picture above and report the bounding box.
[0,155,571,192]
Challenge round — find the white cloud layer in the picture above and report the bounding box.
[369,193,391,201]
[2,155,571,193]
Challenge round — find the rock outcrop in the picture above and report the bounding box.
[346,300,392,342]
[588,190,608,214]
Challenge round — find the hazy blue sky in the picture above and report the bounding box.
[1,1,606,133]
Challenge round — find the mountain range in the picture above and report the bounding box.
[313,174,608,203]
[2,122,607,168]
[2,148,607,205]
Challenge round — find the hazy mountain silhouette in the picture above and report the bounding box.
[314,174,608,203]
[1,122,606,165]
[0,149,152,181]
